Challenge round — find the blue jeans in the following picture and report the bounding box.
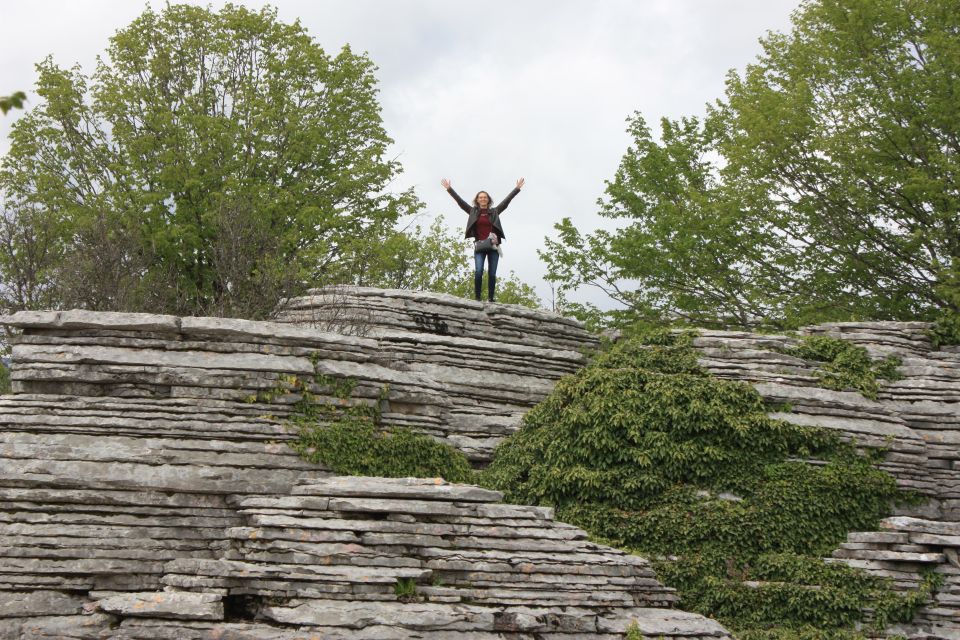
[474,250,499,301]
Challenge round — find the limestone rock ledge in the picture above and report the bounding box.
[691,323,960,516]
[830,517,960,639]
[8,292,957,637]
[1,287,599,464]
[0,290,728,639]
[0,477,730,639]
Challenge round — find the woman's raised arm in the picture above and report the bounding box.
[496,177,525,212]
[441,178,471,213]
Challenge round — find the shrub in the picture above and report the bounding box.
[481,330,928,635]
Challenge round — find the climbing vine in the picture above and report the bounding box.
[931,311,960,348]
[481,330,934,637]
[782,335,902,400]
[282,353,473,483]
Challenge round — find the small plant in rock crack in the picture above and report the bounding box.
[394,577,420,602]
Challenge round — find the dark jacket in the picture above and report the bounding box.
[446,187,520,241]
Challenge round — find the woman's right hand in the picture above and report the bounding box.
[440,178,451,190]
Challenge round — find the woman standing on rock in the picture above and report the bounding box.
[441,177,525,302]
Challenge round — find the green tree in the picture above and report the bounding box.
[444,270,541,308]
[0,4,416,318]
[0,92,26,115]
[0,205,62,312]
[544,0,960,330]
[340,216,467,292]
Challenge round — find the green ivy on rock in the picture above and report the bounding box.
[480,330,933,636]
[782,335,902,400]
[291,416,472,483]
[285,356,473,483]
[931,310,960,348]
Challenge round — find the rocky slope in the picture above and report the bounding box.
[0,289,727,639]
[1,288,958,638]
[690,323,960,639]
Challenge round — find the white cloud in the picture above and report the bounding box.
[0,0,799,309]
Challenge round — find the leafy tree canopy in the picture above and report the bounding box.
[543,0,960,331]
[0,4,417,317]
[0,92,26,115]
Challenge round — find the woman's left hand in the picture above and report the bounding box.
[516,177,525,189]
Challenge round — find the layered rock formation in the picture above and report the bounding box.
[275,288,600,462]
[690,323,960,639]
[831,517,960,636]
[0,290,727,639]
[2,288,958,638]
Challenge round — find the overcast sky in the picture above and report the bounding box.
[0,0,799,309]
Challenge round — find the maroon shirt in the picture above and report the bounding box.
[475,210,493,241]
[444,186,520,241]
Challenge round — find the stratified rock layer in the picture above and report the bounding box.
[6,288,598,464]
[0,290,728,639]
[276,287,601,461]
[830,517,960,638]
[3,289,958,639]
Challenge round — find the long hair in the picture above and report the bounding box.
[472,191,493,208]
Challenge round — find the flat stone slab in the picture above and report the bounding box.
[609,608,732,636]
[261,599,497,631]
[96,591,223,620]
[0,590,86,618]
[287,476,504,502]
[0,310,180,331]
[883,517,960,537]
